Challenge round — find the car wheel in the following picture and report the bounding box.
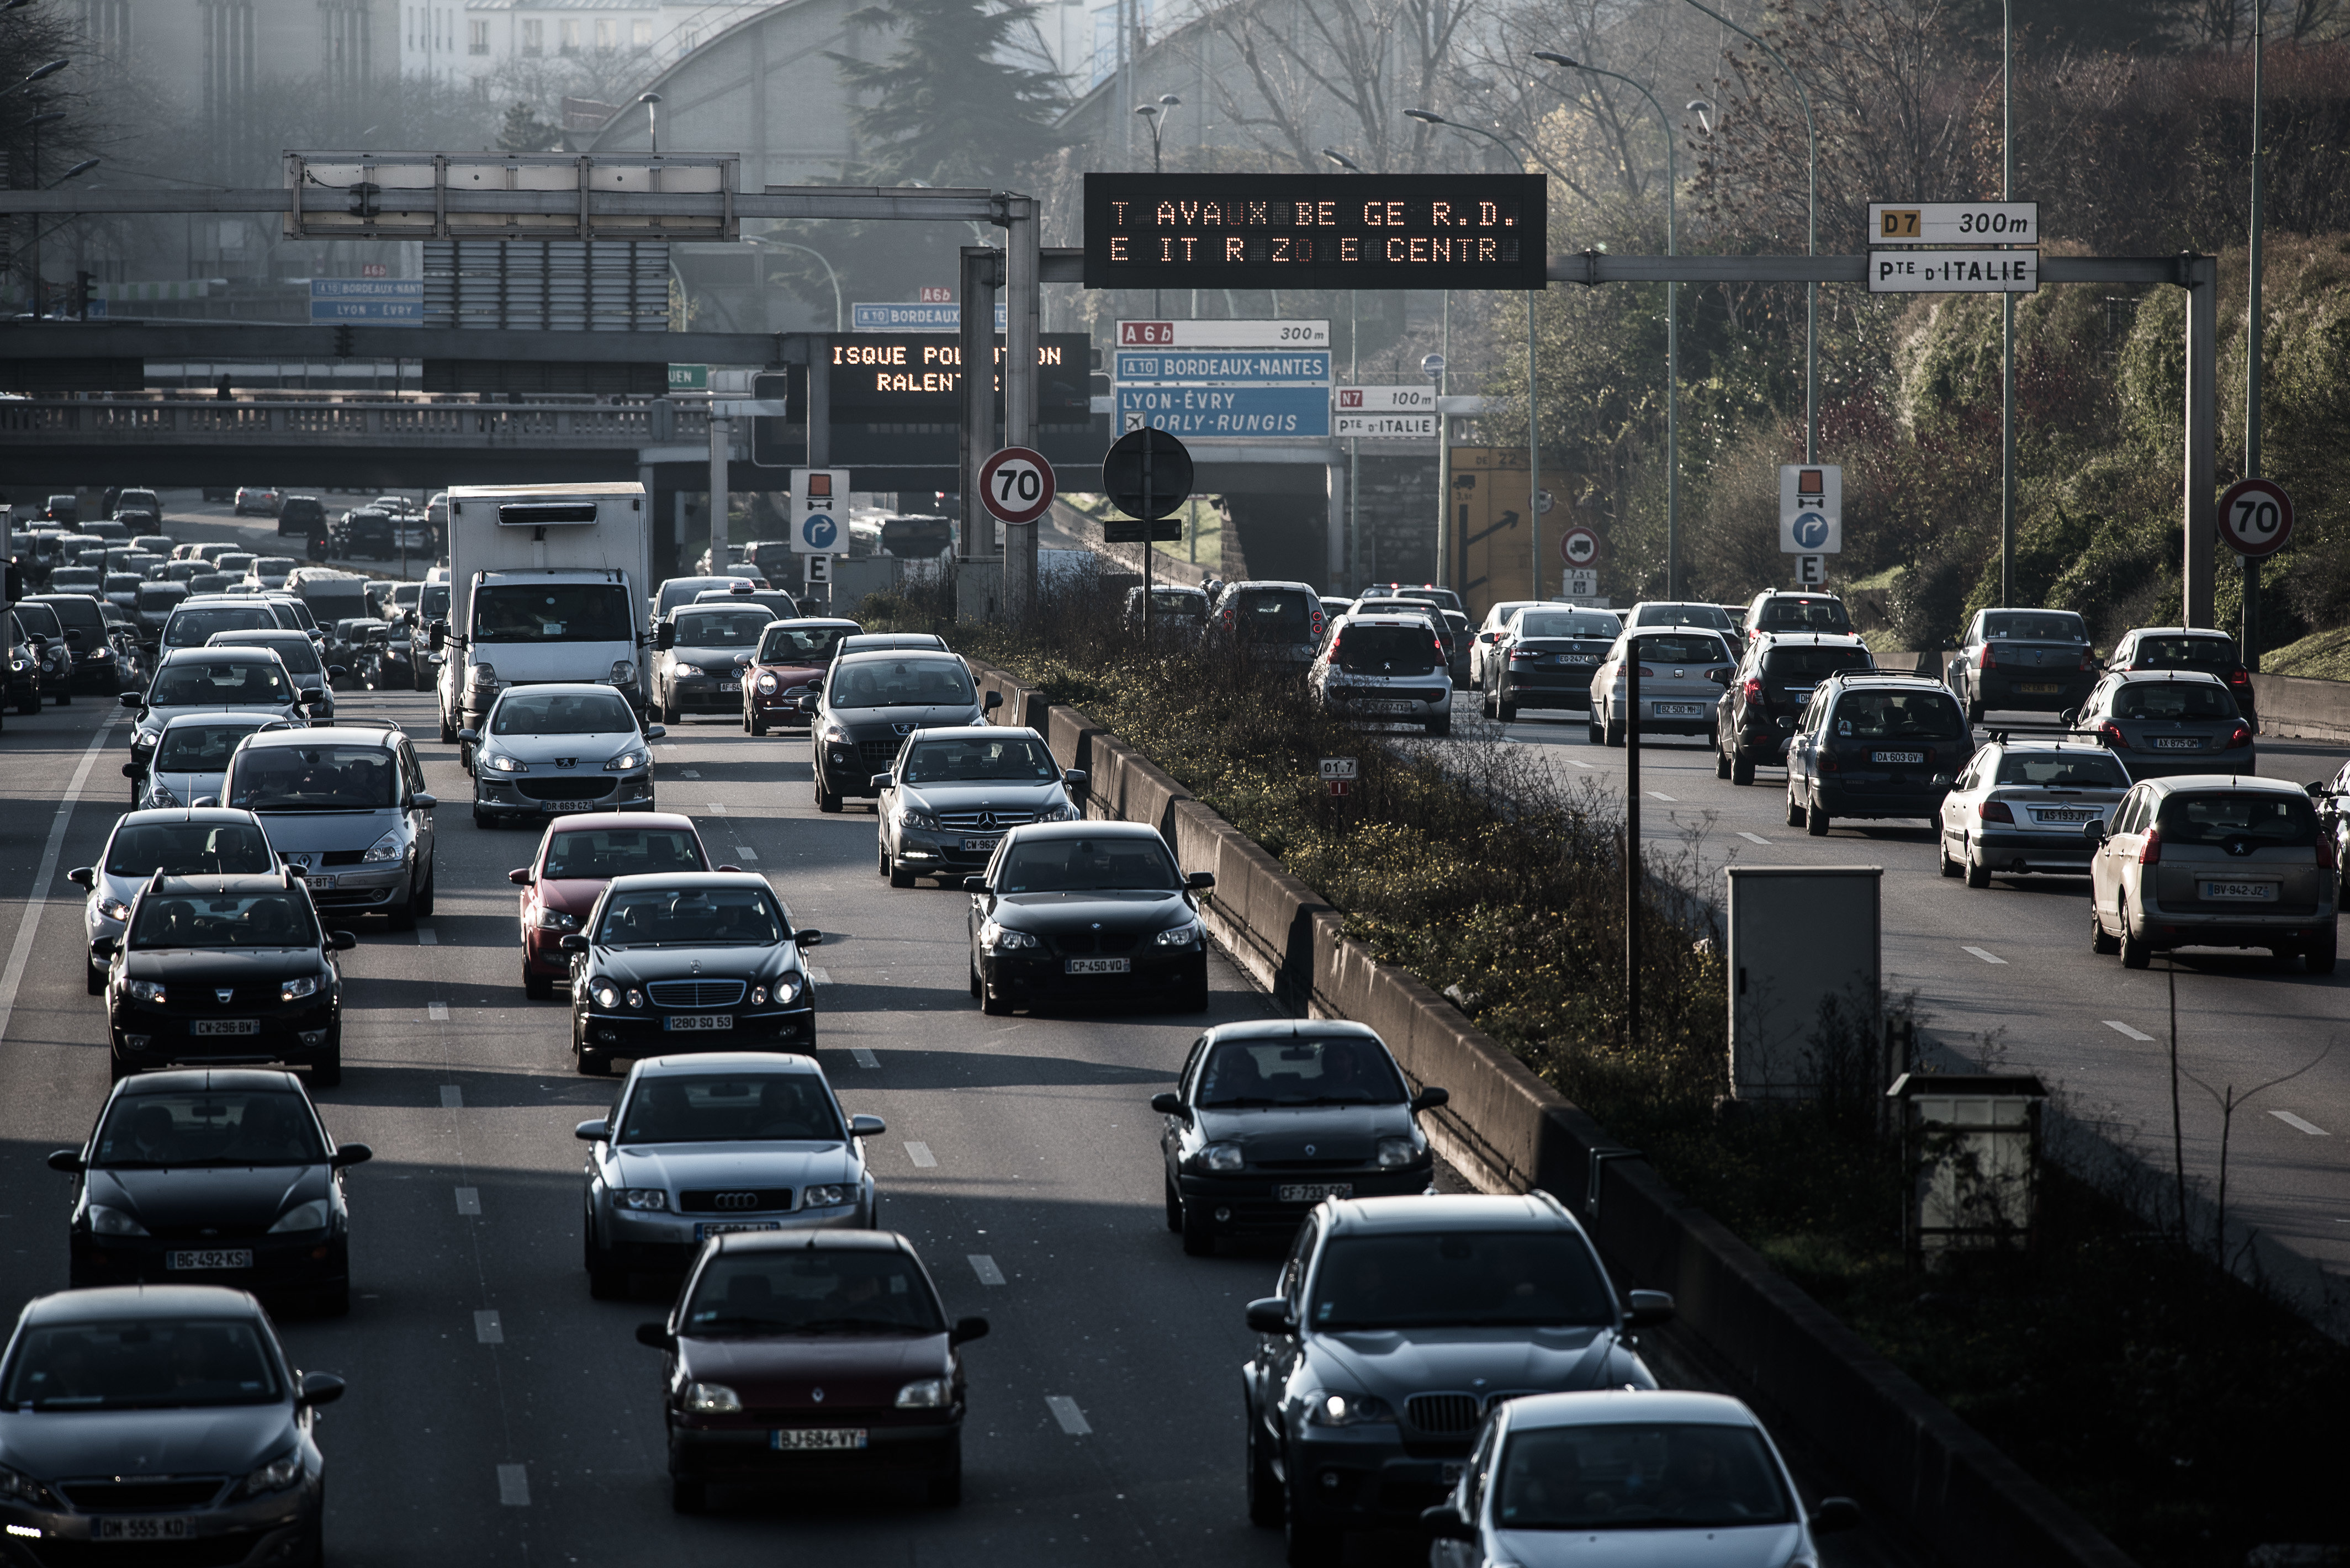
[1785,789,1806,829]
[748,706,767,737]
[981,982,1010,1016]
[659,692,680,727]
[55,688,70,706]
[1806,794,1830,836]
[2307,930,2338,974]
[15,695,33,716]
[87,958,106,996]
[586,1221,627,1300]
[1284,1474,1340,1567]
[438,709,457,745]
[1247,1402,1284,1527]
[1495,698,1516,723]
[1939,831,1961,877]
[315,1281,351,1318]
[524,965,555,1002]
[817,780,843,813]
[1715,748,1731,780]
[573,1032,608,1076]
[386,895,417,933]
[414,867,435,918]
[1966,697,1985,724]
[1732,754,1755,786]
[669,1476,706,1514]
[1605,716,1626,748]
[1587,717,1603,744]
[1424,714,1451,738]
[970,956,983,1000]
[1184,973,1211,1013]
[474,806,497,831]
[1964,839,1991,888]
[2090,904,2120,955]
[310,1035,342,1089]
[2118,897,2152,969]
[1180,1196,1215,1256]
[889,857,916,889]
[924,1435,963,1507]
[1164,1173,1184,1233]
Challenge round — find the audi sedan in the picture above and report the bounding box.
[967,822,1212,1015]
[0,1286,345,1564]
[510,813,719,1000]
[463,682,663,829]
[576,1052,883,1294]
[875,727,1083,887]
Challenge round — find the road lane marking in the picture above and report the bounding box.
[427,1002,448,1021]
[681,770,701,779]
[474,1310,504,1344]
[2272,1110,2331,1136]
[454,1187,480,1216]
[706,802,728,815]
[416,928,438,946]
[1569,759,1595,770]
[1045,1396,1092,1435]
[0,715,118,1047]
[1648,791,1677,802]
[440,1085,464,1109]
[969,1254,1005,1286]
[2103,1020,2155,1042]
[496,1465,529,1506]
[1962,946,2008,965]
[1737,832,1771,845]
[850,1047,880,1069]
[904,1141,937,1168]
[808,967,831,984]
[734,846,759,862]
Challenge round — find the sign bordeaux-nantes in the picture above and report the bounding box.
[1084,173,1548,292]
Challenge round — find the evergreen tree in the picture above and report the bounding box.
[498,100,563,155]
[830,0,1066,187]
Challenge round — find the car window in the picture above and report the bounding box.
[227,745,397,810]
[474,584,633,644]
[1829,690,1964,739]
[3,1318,284,1410]
[1756,598,1849,633]
[213,635,319,675]
[1333,625,1438,675]
[491,690,637,735]
[2110,681,2235,721]
[104,821,276,877]
[1995,751,2130,787]
[1763,645,1872,680]
[1494,1422,1793,1530]
[757,623,853,663]
[1232,589,1313,639]
[2130,636,2236,670]
[1983,612,2088,642]
[1630,633,1730,666]
[1308,1231,1613,1330]
[617,1073,842,1145]
[2155,793,2317,847]
[1280,1215,1319,1312]
[997,835,1182,893]
[152,660,290,707]
[543,828,706,879]
[901,735,1057,784]
[14,602,61,639]
[1631,603,1733,631]
[673,608,776,648]
[166,607,279,648]
[93,1089,326,1168]
[151,727,274,775]
[129,891,320,949]
[1194,1036,1406,1107]
[826,658,976,709]
[596,884,785,946]
[1515,612,1617,639]
[681,1249,944,1337]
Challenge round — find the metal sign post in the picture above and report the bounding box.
[1779,465,1843,559]
[1102,426,1193,643]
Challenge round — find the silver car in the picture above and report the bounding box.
[463,682,663,829]
[68,808,282,993]
[2087,774,2336,971]
[1210,580,1327,668]
[1589,628,1737,745]
[574,1052,885,1296]
[653,603,782,722]
[873,726,1083,887]
[124,647,313,783]
[1308,610,1454,736]
[206,628,343,722]
[133,709,298,811]
[2066,669,2252,780]
[1936,738,2130,886]
[220,725,438,931]
[159,597,282,654]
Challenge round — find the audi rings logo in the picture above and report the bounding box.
[713,1192,760,1210]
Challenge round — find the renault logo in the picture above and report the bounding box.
[714,1192,758,1210]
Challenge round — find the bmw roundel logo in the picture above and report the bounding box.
[1304,1144,1316,1156]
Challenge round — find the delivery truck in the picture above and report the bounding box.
[429,481,653,744]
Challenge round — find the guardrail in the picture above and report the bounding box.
[0,398,711,448]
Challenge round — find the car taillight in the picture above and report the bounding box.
[2225,723,2252,749]
[1743,677,1762,703]
[1979,644,1996,670]
[1311,611,1325,639]
[1325,632,1342,662]
[1979,800,2014,822]
[2139,827,2162,866]
[2229,666,2252,687]
[2099,720,2130,750]
[1510,647,1538,662]
[2080,652,2097,671]
[2319,835,2337,872]
[1820,751,1840,774]
[1636,665,1655,677]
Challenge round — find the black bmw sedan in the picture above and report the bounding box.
[565,872,823,1076]
[966,822,1213,1015]
[51,1069,372,1315]
[99,872,357,1086]
[0,1285,345,1562]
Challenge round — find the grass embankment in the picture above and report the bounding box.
[869,582,2350,1566]
[2262,626,2350,681]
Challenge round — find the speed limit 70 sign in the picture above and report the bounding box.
[980,446,1056,525]
[2217,477,2293,558]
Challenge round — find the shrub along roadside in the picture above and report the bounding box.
[879,583,2350,1565]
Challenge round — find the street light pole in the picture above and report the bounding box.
[2000,1,2015,608]
[638,92,661,156]
[1137,97,1180,317]
[2244,0,2267,665]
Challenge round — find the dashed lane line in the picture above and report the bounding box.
[904,1141,938,1168]
[850,1047,880,1069]
[474,1310,504,1344]
[1647,791,1677,802]
[0,716,119,1047]
[416,928,438,946]
[1962,946,2008,965]
[1737,832,1771,845]
[969,1254,1005,1286]
[1045,1396,1092,1435]
[2273,1110,2331,1136]
[428,1002,449,1022]
[2104,1020,2156,1042]
[440,1085,464,1109]
[496,1465,530,1506]
[454,1188,480,1216]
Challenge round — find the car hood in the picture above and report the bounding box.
[901,781,1067,815]
[481,729,639,766]
[1193,1103,1413,1161]
[150,767,230,804]
[831,704,983,736]
[139,702,303,741]
[588,944,803,987]
[247,808,403,854]
[121,948,327,983]
[89,1164,327,1232]
[992,890,1193,933]
[1496,1523,1803,1568]
[668,645,756,670]
[538,877,613,914]
[751,660,827,684]
[0,1404,297,1484]
[609,1141,859,1191]
[1304,1325,1625,1397]
[675,1332,949,1410]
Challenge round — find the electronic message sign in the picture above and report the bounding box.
[790,334,1093,421]
[1083,173,1548,292]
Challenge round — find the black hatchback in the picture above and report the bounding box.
[1717,633,1876,784]
[967,822,1214,1014]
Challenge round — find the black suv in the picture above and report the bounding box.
[1785,673,1971,835]
[1716,633,1876,785]
[333,507,395,558]
[1242,1193,1672,1564]
[1740,589,1851,646]
[804,649,998,812]
[277,495,327,540]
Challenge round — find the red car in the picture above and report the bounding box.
[741,618,861,735]
[508,813,733,999]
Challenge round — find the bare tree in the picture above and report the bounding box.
[1188,0,1481,171]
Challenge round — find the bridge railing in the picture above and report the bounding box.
[0,398,714,446]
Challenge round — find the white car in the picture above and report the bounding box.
[1587,628,1737,746]
[1936,738,2131,886]
[242,555,299,591]
[1307,610,1453,737]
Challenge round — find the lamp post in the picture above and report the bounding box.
[2243,0,2267,663]
[24,107,61,315]
[0,58,67,100]
[1406,110,1545,598]
[1322,147,1363,594]
[1533,52,1679,598]
[1676,0,1817,463]
[1137,96,1182,317]
[638,92,661,155]
[2000,0,2015,608]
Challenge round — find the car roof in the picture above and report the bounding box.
[634,1050,823,1079]
[22,1284,268,1325]
[1323,1193,1572,1233]
[1753,589,1843,602]
[154,711,289,730]
[1825,672,1948,690]
[711,1227,909,1257]
[491,680,639,700]
[145,872,299,895]
[761,617,860,630]
[1203,1019,1383,1045]
[2109,668,2227,686]
[115,1067,304,1097]
[1979,739,2113,755]
[839,633,948,648]
[2121,627,2227,639]
[242,725,398,750]
[1340,610,1439,625]
[902,724,1036,743]
[602,871,777,894]
[205,629,307,643]
[537,810,702,835]
[159,645,286,664]
[113,807,267,827]
[1222,579,1319,594]
[833,648,963,668]
[2139,773,2304,797]
[1503,1389,1762,1432]
[1757,632,1870,649]
[999,820,1163,844]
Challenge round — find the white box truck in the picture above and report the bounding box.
[430,481,653,743]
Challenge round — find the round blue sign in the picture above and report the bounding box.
[1792,510,1831,550]
[801,513,838,550]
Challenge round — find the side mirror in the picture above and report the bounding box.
[192,796,217,809]
[412,793,436,811]
[428,621,447,652]
[2056,708,2077,727]
[295,1371,346,1408]
[121,763,140,779]
[1809,1498,1862,1535]
[327,665,348,680]
[304,696,330,711]
[733,652,753,665]
[1187,871,1216,891]
[456,728,479,744]
[1775,715,1794,732]
[1410,1086,1450,1114]
[1063,769,1089,793]
[67,866,94,888]
[330,1142,373,1168]
[2082,819,2108,844]
[507,868,532,886]
[118,691,142,708]
[1623,1289,1676,1328]
[643,724,666,740]
[91,936,117,959]
[1419,1504,1476,1542]
[634,1322,675,1351]
[848,1113,886,1137]
[65,627,83,644]
[870,773,893,792]
[716,864,744,874]
[1244,1297,1296,1336]
[654,623,676,651]
[983,689,1003,711]
[574,1119,609,1142]
[1150,1091,1185,1116]
[964,876,988,893]
[795,929,823,947]
[330,931,358,951]
[45,1148,83,1174]
[950,1316,990,1347]
[559,934,589,952]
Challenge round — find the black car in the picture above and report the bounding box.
[4,609,39,714]
[1943,607,2098,722]
[966,821,1213,1015]
[1785,674,1972,834]
[1479,606,1620,723]
[275,496,326,541]
[564,872,823,1076]
[806,649,1000,812]
[51,1069,372,1314]
[1153,1022,1447,1255]
[99,871,357,1084]
[9,598,73,702]
[1715,633,1877,785]
[873,726,1085,887]
[331,508,394,558]
[24,591,121,694]
[0,1285,344,1561]
[1242,1194,1674,1564]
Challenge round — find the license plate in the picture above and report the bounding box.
[1557,654,1595,665]
[772,1428,868,1452]
[2032,808,2098,823]
[1360,699,1416,714]
[2200,881,2278,901]
[97,1518,191,1541]
[190,1019,258,1037]
[2152,737,2203,750]
[1871,750,1926,764]
[962,836,1000,852]
[696,1221,781,1240]
[167,1249,253,1270]
[1277,1183,1354,1203]
[2019,682,2061,695]
[1066,957,1130,974]
[664,1014,735,1031]
[1652,702,1705,717]
[306,875,337,890]
[721,681,740,692]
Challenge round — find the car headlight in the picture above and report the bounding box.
[895,1378,950,1409]
[592,982,622,1009]
[268,1199,331,1234]
[751,984,768,1005]
[1154,920,1203,947]
[280,973,322,1003]
[483,752,528,774]
[608,660,636,686]
[1037,801,1081,822]
[756,672,777,692]
[537,909,578,930]
[98,898,133,923]
[618,1188,669,1212]
[1305,1390,1396,1426]
[627,987,643,1008]
[901,807,940,831]
[1197,1142,1243,1173]
[0,1463,61,1509]
[604,749,648,772]
[821,723,847,743]
[467,662,499,690]
[681,1381,740,1414]
[361,830,403,863]
[771,976,801,1005]
[145,784,180,808]
[1375,1136,1419,1169]
[87,1204,149,1237]
[801,1184,851,1209]
[126,978,165,1003]
[980,921,1039,951]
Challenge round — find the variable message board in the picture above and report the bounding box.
[808,334,1093,420]
[1084,173,1548,292]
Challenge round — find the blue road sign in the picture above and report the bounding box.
[800,513,839,550]
[308,278,422,325]
[1115,385,1330,439]
[1792,510,1832,551]
[1112,349,1333,384]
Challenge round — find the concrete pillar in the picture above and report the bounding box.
[1002,197,1039,622]
[708,415,730,573]
[958,244,1001,586]
[1325,454,1347,593]
[2181,253,2218,629]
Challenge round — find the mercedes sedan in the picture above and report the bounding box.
[967,822,1212,1015]
[874,727,1083,887]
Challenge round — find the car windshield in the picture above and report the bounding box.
[1494,1423,1794,1530]
[227,745,398,810]
[1234,589,1313,639]
[542,828,704,880]
[152,725,277,775]
[1756,598,1848,632]
[596,884,786,946]
[1147,590,1206,617]
[1195,1036,1405,1108]
[104,573,143,594]
[681,1251,945,1338]
[2155,793,2317,847]
[1309,1232,1614,1331]
[1335,626,1438,675]
[1630,634,1730,666]
[138,585,188,609]
[104,822,276,877]
[152,660,290,708]
[129,891,319,950]
[2111,682,2236,721]
[214,635,319,675]
[419,585,449,621]
[1632,603,1733,631]
[1832,691,1964,739]
[1765,646,1873,680]
[92,1089,326,1169]
[828,658,976,709]
[902,735,1057,784]
[617,1072,843,1145]
[1516,612,1617,639]
[2131,636,2236,670]
[50,568,99,590]
[758,623,852,663]
[15,603,60,639]
[491,690,637,735]
[658,579,745,615]
[474,583,633,644]
[997,835,1182,893]
[1984,612,2087,642]
[1995,751,2129,787]
[673,608,775,649]
[167,607,280,648]
[3,1320,283,1411]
